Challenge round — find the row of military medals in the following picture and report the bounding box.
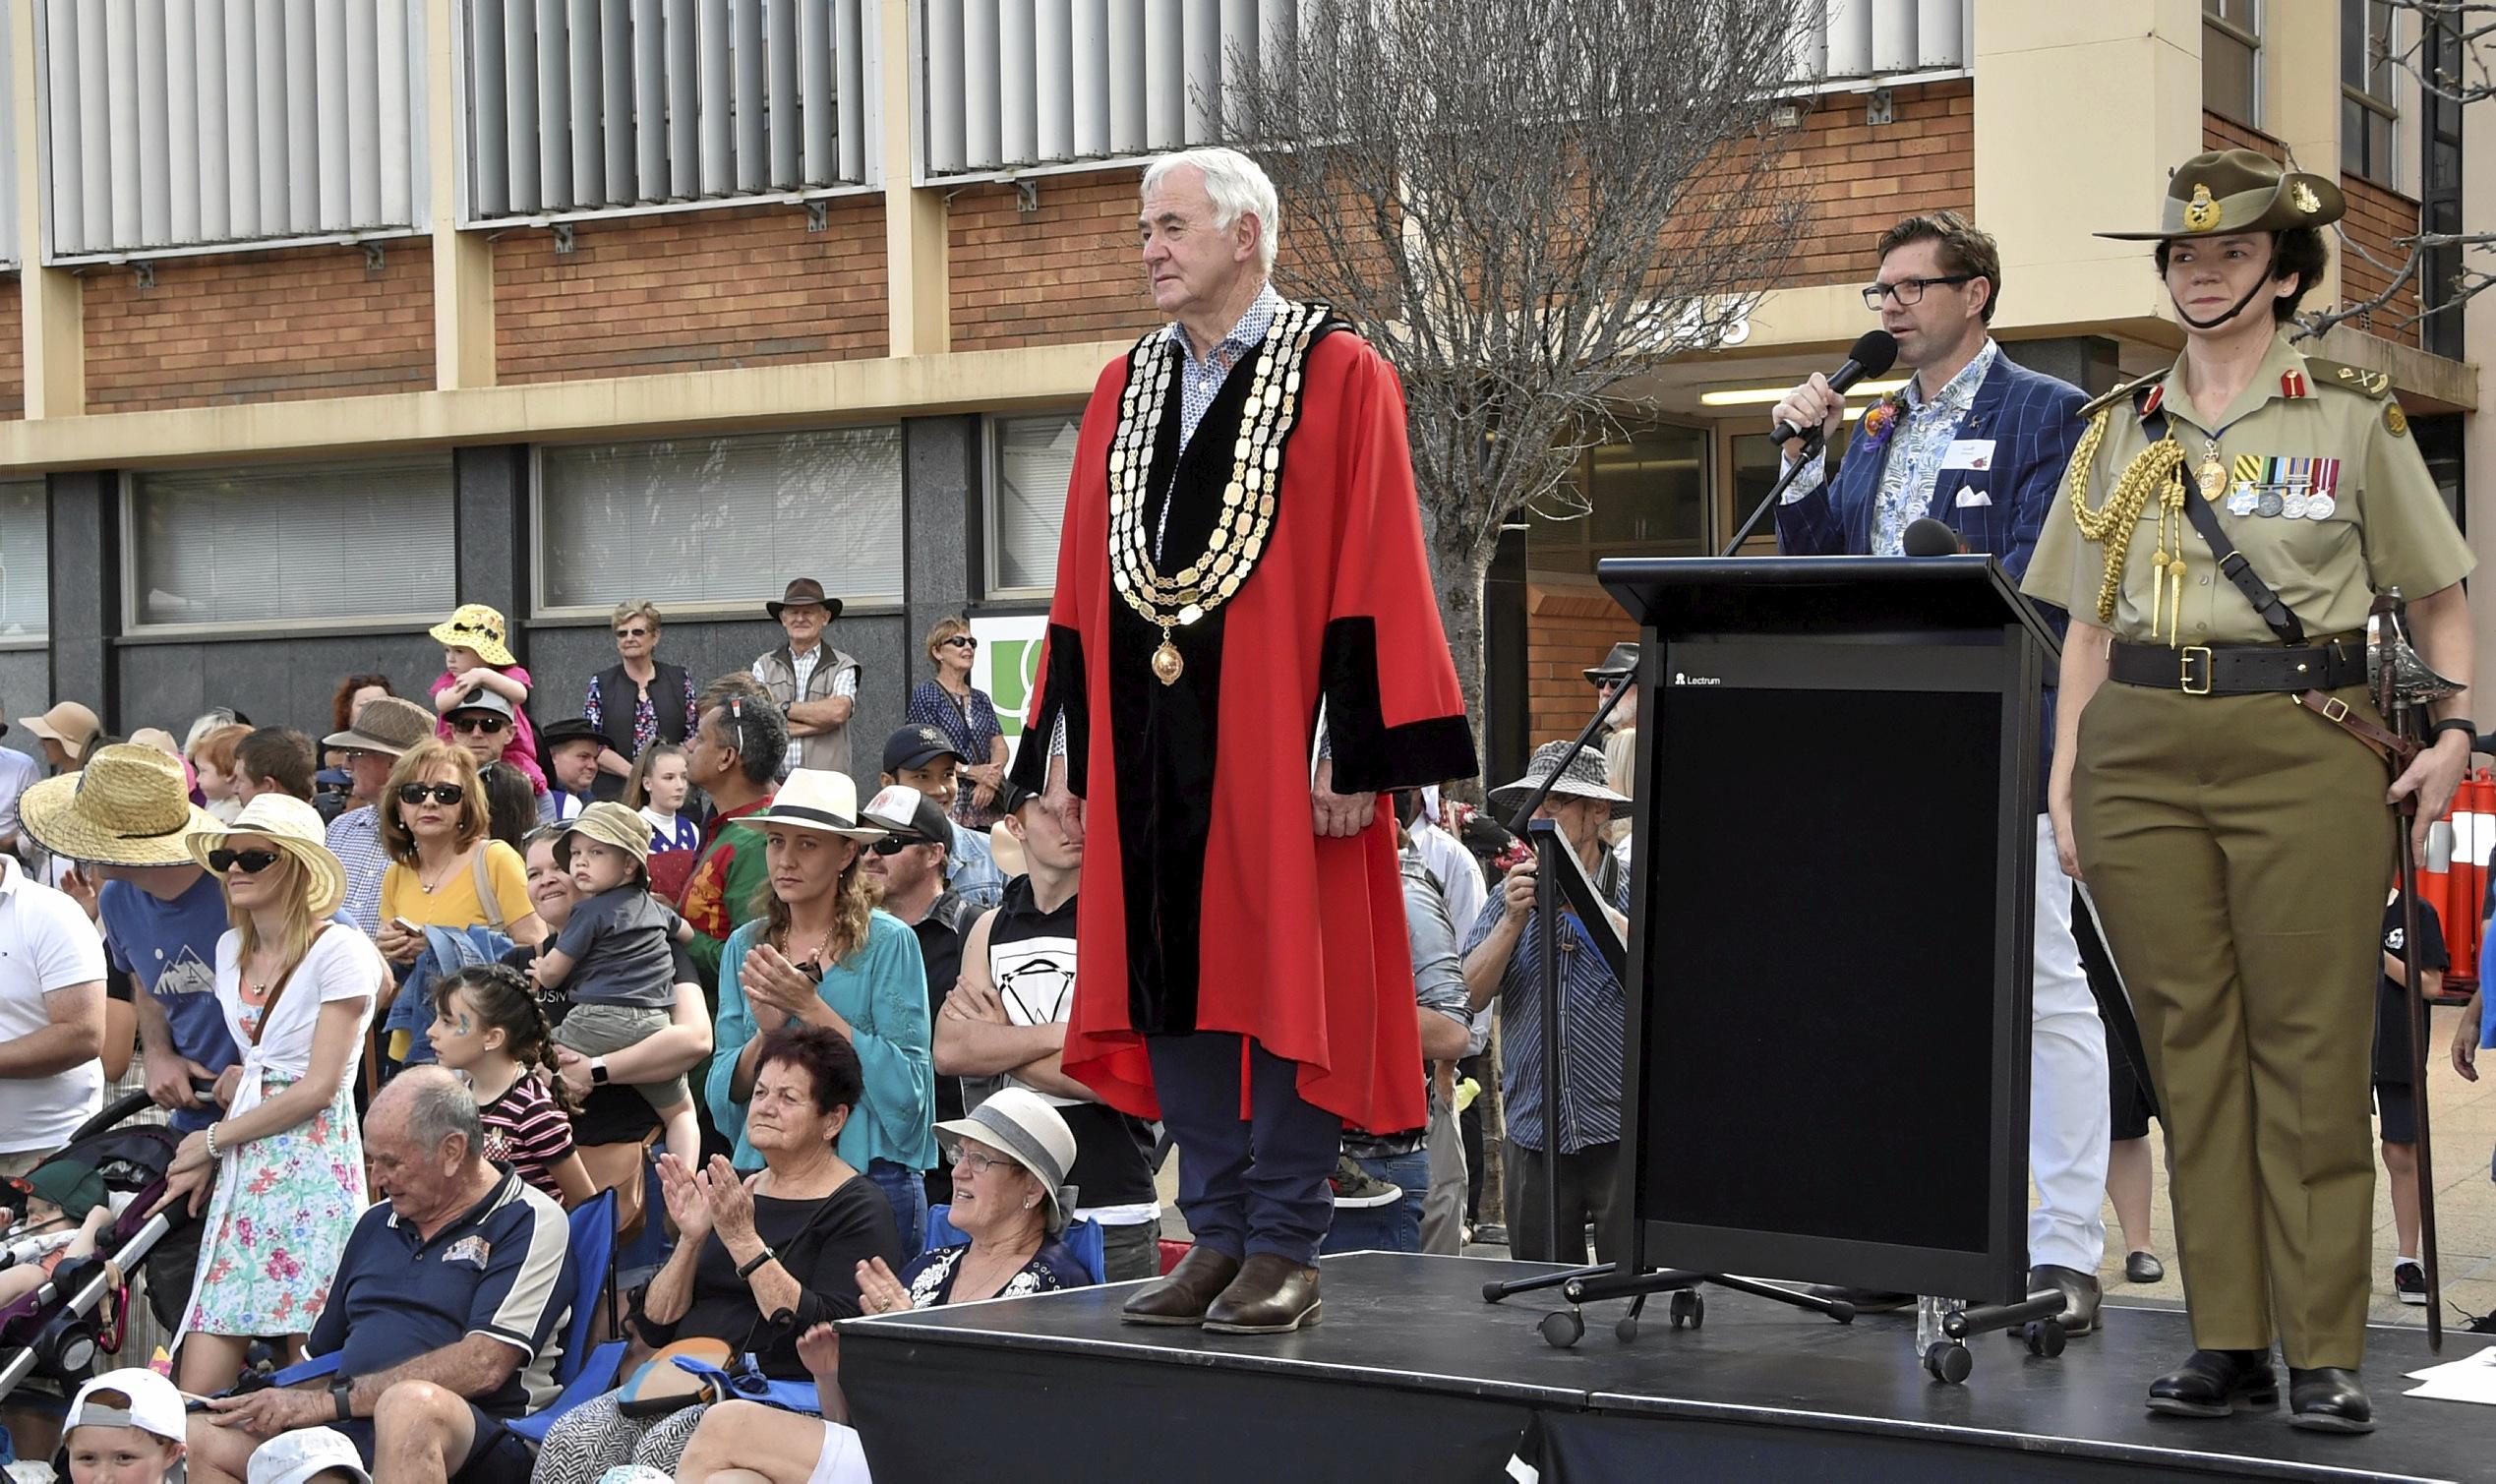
[2205,441,2338,522]
[1107,302,1325,683]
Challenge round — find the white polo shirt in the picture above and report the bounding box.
[0,855,109,1154]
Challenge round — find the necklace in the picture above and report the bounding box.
[415,847,467,895]
[1106,301,1330,684]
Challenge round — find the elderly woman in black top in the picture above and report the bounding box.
[584,600,697,801]
[530,1025,900,1483]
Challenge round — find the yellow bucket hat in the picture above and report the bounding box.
[429,604,516,667]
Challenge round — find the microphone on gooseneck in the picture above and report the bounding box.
[1901,517,1966,558]
[1766,329,1900,446]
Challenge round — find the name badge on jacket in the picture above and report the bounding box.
[1940,439,1995,471]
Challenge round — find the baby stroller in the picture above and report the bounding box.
[0,1092,195,1398]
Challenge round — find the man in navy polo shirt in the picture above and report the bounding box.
[188,1068,572,1484]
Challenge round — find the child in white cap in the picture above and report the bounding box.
[59,1367,185,1483]
[244,1425,371,1484]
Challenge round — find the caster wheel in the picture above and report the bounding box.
[1670,1290,1704,1330]
[2024,1319,2066,1358]
[1615,1313,1640,1343]
[1539,1309,1585,1348]
[1924,1340,1973,1385]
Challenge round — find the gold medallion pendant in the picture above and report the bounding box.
[2196,454,2228,502]
[1152,638,1184,685]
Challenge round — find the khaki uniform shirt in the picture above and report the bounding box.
[2023,334,2471,644]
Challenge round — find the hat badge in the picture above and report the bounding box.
[2290,180,2321,214]
[2182,182,2221,232]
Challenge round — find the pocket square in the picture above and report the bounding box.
[1954,489,1991,507]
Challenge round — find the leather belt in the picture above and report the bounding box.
[2109,637,2365,696]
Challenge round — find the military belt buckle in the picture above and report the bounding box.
[2179,646,2215,695]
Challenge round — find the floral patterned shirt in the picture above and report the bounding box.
[1782,338,1998,555]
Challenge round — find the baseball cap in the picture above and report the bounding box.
[248,1425,373,1484]
[27,1159,109,1222]
[443,686,516,723]
[64,1368,185,1446]
[862,784,952,846]
[883,724,968,776]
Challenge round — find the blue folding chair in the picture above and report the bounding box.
[256,1191,620,1446]
[923,1204,1105,1284]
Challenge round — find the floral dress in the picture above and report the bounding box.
[906,681,1006,830]
[180,928,379,1340]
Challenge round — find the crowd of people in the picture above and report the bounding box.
[0,561,1525,1484]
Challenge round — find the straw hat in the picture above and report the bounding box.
[20,743,219,867]
[186,794,349,919]
[558,801,653,870]
[429,604,516,667]
[324,695,436,756]
[934,1088,1079,1234]
[742,769,887,842]
[17,701,101,760]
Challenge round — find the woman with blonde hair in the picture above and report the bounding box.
[905,615,1012,831]
[706,769,937,1256]
[155,794,387,1394]
[372,741,545,968]
[585,599,696,801]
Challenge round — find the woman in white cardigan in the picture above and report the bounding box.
[159,794,385,1395]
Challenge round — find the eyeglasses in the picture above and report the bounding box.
[1861,274,1975,310]
[941,1142,1013,1177]
[941,636,978,650]
[614,625,652,639]
[450,716,510,736]
[207,848,281,874]
[397,783,466,806]
[868,836,925,856]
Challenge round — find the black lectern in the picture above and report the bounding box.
[1579,555,2063,1375]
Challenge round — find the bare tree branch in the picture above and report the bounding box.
[1212,0,1807,760]
[2295,227,2495,342]
[2375,0,2496,105]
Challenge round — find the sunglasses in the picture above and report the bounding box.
[941,635,978,649]
[450,715,510,735]
[867,836,927,856]
[614,625,652,639]
[397,783,466,806]
[208,848,282,874]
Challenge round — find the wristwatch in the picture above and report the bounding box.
[736,1245,779,1279]
[589,1058,611,1086]
[330,1376,355,1422]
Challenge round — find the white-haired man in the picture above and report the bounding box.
[1008,147,1477,1334]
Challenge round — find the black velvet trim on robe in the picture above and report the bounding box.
[1319,617,1481,794]
[1108,324,1342,1035]
[1006,623,1089,801]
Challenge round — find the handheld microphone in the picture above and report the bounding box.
[1901,517,1965,557]
[1768,329,1899,446]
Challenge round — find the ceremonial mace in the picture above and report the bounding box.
[2375,592,2464,1354]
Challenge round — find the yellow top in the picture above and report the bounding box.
[2023,333,2470,644]
[379,840,533,933]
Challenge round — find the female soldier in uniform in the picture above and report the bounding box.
[2025,149,2474,1434]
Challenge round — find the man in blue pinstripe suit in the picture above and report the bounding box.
[1772,212,2110,1335]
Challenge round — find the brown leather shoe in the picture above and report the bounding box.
[1202,1253,1323,1335]
[1120,1245,1241,1326]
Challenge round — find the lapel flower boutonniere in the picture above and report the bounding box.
[1855,392,1909,454]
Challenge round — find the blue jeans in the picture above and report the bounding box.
[1320,1149,1429,1255]
[866,1158,927,1262]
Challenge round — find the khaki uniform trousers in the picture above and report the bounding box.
[2074,679,2392,1370]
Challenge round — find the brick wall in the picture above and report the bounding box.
[0,282,23,419]
[2203,111,2285,159]
[1526,581,1637,745]
[84,241,434,412]
[1766,80,1975,289]
[496,199,887,383]
[2339,173,2422,349]
[950,172,1161,353]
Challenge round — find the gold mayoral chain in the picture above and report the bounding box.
[1106,301,1332,684]
[2063,405,2193,643]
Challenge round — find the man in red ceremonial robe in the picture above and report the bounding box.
[1008,148,1477,1334]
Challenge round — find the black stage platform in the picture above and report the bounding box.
[840,1252,2496,1482]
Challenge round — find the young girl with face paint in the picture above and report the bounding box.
[426,963,596,1207]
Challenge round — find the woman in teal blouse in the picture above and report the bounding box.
[706,769,938,1256]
